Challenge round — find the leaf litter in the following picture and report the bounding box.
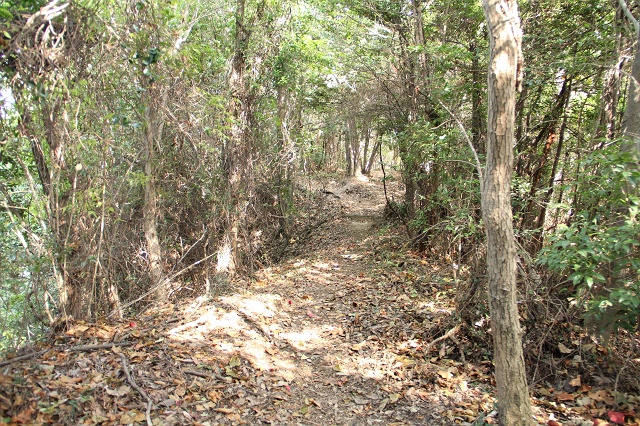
[1,173,638,425]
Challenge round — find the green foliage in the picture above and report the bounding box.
[538,147,640,334]
[0,121,51,352]
[0,0,46,22]
[393,119,482,253]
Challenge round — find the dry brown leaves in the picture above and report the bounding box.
[1,175,639,426]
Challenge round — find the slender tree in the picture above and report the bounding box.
[217,0,249,277]
[619,0,640,153]
[482,0,534,424]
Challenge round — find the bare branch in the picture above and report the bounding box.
[619,0,639,34]
[437,100,484,192]
[68,342,134,352]
[118,353,153,426]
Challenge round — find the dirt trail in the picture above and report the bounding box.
[153,174,462,425]
[0,174,487,426]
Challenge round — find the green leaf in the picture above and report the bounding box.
[0,7,13,21]
[585,276,594,288]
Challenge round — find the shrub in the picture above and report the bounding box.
[537,147,640,336]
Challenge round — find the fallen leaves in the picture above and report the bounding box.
[558,343,573,354]
[608,410,626,425]
[556,391,575,402]
[1,178,638,426]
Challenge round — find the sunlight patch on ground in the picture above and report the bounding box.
[165,301,311,381]
[278,328,323,350]
[303,269,334,285]
[167,309,243,341]
[323,351,391,381]
[311,261,340,271]
[305,269,335,278]
[278,258,345,286]
[341,253,363,260]
[220,294,280,319]
[355,356,386,380]
[237,336,300,377]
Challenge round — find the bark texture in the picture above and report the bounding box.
[217,0,251,277]
[622,30,640,154]
[142,92,166,301]
[482,0,534,424]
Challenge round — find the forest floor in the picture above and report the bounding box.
[1,173,639,426]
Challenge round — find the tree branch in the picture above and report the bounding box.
[619,0,639,34]
[437,100,484,192]
[0,349,49,368]
[69,342,134,352]
[118,353,153,426]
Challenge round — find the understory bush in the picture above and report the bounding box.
[537,147,640,337]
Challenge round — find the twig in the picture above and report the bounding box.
[167,226,208,277]
[183,368,225,381]
[0,349,49,368]
[619,0,639,34]
[437,99,484,192]
[614,335,638,402]
[379,141,411,238]
[183,369,209,378]
[108,253,216,318]
[449,333,466,363]
[68,342,134,352]
[614,361,629,402]
[422,324,461,354]
[118,353,153,426]
[531,309,564,385]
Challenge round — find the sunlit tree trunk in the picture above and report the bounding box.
[411,0,428,83]
[620,0,640,153]
[20,97,83,319]
[623,33,640,153]
[598,6,624,141]
[363,131,381,175]
[41,106,81,318]
[218,0,250,277]
[482,0,534,424]
[142,89,167,301]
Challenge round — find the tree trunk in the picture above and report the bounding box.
[23,103,83,319]
[218,0,250,277]
[533,103,569,250]
[348,115,360,176]
[364,134,381,175]
[598,6,624,141]
[411,0,429,84]
[623,33,640,153]
[142,91,166,301]
[404,172,416,220]
[620,0,640,153]
[482,1,534,425]
[344,126,353,176]
[361,119,371,174]
[519,77,571,236]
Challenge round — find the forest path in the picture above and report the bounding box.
[146,173,486,425]
[0,173,496,426]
